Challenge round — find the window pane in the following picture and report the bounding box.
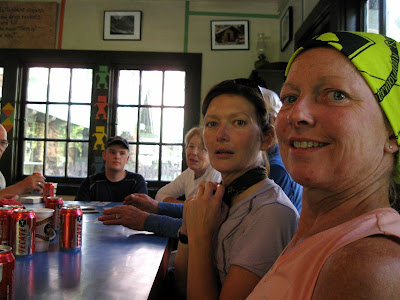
[138,144,159,181]
[117,107,138,142]
[27,67,49,103]
[161,145,182,181]
[118,70,140,105]
[367,0,380,34]
[139,107,161,143]
[45,141,66,176]
[162,108,184,143]
[47,104,68,139]
[70,105,91,140]
[67,142,88,178]
[386,0,400,41]
[125,144,137,173]
[25,104,46,138]
[23,140,44,175]
[141,71,162,105]
[164,71,185,106]
[71,69,93,103]
[49,68,70,103]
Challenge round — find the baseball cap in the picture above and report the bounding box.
[105,136,129,149]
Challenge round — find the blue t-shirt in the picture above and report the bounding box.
[268,145,303,213]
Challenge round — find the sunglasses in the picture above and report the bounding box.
[221,78,263,96]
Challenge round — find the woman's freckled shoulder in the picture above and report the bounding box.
[313,235,400,299]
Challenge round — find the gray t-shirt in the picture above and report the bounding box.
[215,179,299,284]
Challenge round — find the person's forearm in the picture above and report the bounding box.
[158,202,183,218]
[162,197,184,204]
[187,239,220,300]
[174,241,189,298]
[1,183,26,195]
[143,214,182,238]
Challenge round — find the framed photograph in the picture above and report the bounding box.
[103,11,142,40]
[280,6,293,51]
[211,20,249,50]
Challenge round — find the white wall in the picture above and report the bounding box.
[8,0,322,103]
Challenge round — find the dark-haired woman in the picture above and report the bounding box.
[174,79,299,299]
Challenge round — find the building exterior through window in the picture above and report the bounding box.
[0,49,201,194]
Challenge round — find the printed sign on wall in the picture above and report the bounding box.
[0,2,57,49]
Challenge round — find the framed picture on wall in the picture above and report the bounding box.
[280,6,293,51]
[211,20,249,50]
[103,11,142,40]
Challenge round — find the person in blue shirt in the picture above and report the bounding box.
[261,87,303,213]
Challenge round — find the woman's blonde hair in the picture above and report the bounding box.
[184,126,205,149]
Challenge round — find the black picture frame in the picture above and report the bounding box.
[280,6,293,51]
[103,11,142,41]
[210,20,249,50]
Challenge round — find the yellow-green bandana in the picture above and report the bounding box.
[286,31,400,183]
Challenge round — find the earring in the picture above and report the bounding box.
[389,145,393,149]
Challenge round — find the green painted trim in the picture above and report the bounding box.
[188,11,278,19]
[184,1,190,52]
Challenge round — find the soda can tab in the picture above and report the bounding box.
[60,205,82,251]
[44,197,63,231]
[0,208,13,246]
[3,205,24,211]
[0,245,15,299]
[10,209,36,257]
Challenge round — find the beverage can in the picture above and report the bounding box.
[3,205,24,211]
[0,245,15,299]
[43,183,54,201]
[10,209,36,256]
[44,197,63,231]
[0,208,13,246]
[32,173,42,176]
[60,205,82,251]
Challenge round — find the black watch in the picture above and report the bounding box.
[178,228,188,244]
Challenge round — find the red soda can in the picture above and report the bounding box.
[0,207,13,246]
[32,173,41,176]
[43,183,54,201]
[4,205,24,211]
[10,209,36,256]
[0,245,15,299]
[60,205,82,251]
[45,197,64,231]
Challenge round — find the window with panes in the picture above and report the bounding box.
[23,67,92,178]
[115,69,186,181]
[0,50,201,194]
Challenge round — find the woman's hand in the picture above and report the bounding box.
[123,193,158,214]
[184,181,228,242]
[98,205,149,231]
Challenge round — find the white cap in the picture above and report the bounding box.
[260,87,281,117]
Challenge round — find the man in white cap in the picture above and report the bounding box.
[75,136,147,202]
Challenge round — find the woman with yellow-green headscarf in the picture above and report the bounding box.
[248,31,400,299]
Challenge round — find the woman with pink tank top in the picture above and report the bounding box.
[248,31,400,299]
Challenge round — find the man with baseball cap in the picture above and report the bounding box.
[75,136,147,202]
